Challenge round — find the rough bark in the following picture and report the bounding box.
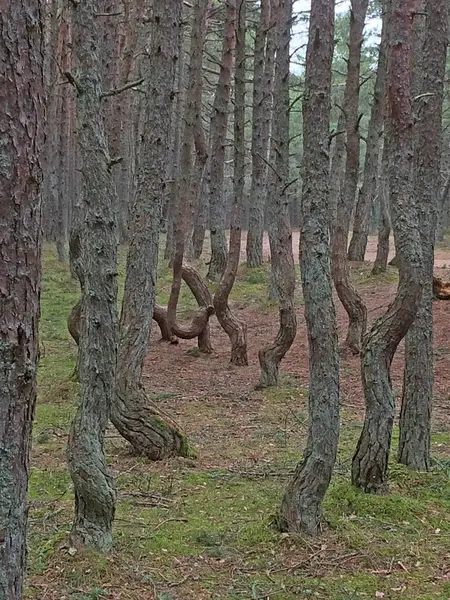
[278,0,339,534]
[206,1,236,281]
[42,0,66,259]
[347,0,388,261]
[328,112,346,228]
[214,0,248,367]
[111,0,192,461]
[331,0,368,354]
[66,0,118,551]
[352,0,423,493]
[436,172,450,241]
[181,264,214,352]
[0,2,44,596]
[398,0,448,471]
[258,0,297,387]
[167,0,209,333]
[371,145,391,275]
[164,25,188,262]
[246,0,274,268]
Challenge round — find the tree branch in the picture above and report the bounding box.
[101,78,144,99]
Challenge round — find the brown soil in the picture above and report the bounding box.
[144,252,450,472]
[257,230,450,267]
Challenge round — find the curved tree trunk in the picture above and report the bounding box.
[112,0,191,461]
[181,264,214,352]
[70,267,213,352]
[214,0,248,367]
[259,0,297,387]
[67,0,118,551]
[246,0,275,268]
[167,0,209,333]
[348,1,388,261]
[331,0,368,354]
[398,0,448,471]
[207,1,236,281]
[0,2,44,594]
[278,0,339,535]
[352,0,423,493]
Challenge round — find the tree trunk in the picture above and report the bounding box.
[331,0,368,354]
[246,0,274,268]
[167,0,209,333]
[371,144,391,275]
[206,1,236,281]
[214,0,248,367]
[436,171,450,241]
[278,0,339,535]
[398,0,448,471]
[328,112,346,228]
[66,0,119,552]
[347,0,388,261]
[352,0,423,493]
[112,0,191,461]
[0,3,44,596]
[258,0,297,387]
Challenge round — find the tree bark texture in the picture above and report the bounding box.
[214,0,248,367]
[331,0,368,354]
[352,0,423,493]
[398,0,448,471]
[371,142,391,275]
[206,1,236,281]
[66,0,119,552]
[258,0,297,387]
[167,0,209,333]
[246,0,275,268]
[0,2,44,596]
[347,0,388,261]
[278,0,340,535]
[112,0,192,461]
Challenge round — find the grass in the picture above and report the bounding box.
[26,243,450,599]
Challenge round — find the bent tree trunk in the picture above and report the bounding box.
[207,1,236,281]
[167,0,209,335]
[67,0,118,551]
[214,0,248,367]
[113,0,191,460]
[347,0,388,261]
[398,0,448,471]
[278,0,339,535]
[0,2,44,595]
[259,0,297,387]
[352,0,423,493]
[331,0,368,354]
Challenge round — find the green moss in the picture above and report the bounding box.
[27,244,450,600]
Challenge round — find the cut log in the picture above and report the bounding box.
[433,276,450,300]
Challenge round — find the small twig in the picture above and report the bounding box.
[95,11,123,16]
[413,92,435,102]
[107,156,123,170]
[101,78,144,99]
[256,151,282,181]
[64,71,81,93]
[152,517,188,531]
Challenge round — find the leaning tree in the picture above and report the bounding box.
[352,0,424,493]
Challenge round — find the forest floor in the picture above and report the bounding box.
[28,236,450,600]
